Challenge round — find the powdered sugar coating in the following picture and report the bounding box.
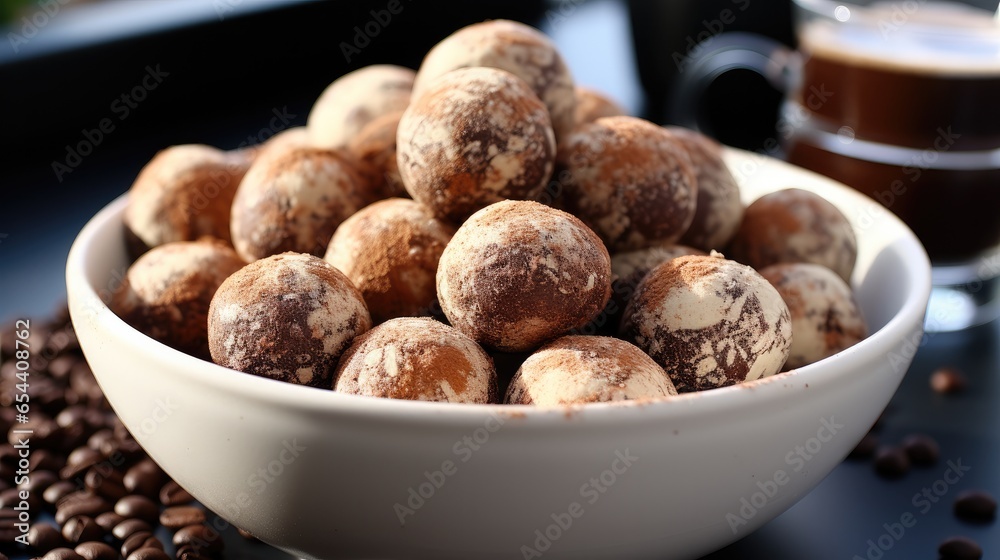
[668,127,744,252]
[397,67,556,224]
[112,240,245,360]
[124,144,250,257]
[759,263,867,370]
[324,198,455,324]
[308,65,415,149]
[208,252,371,388]
[555,116,698,252]
[437,200,611,352]
[728,188,858,282]
[574,86,627,127]
[505,336,676,406]
[413,20,576,140]
[621,254,792,392]
[334,318,497,403]
[230,148,370,262]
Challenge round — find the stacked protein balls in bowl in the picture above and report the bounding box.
[113,19,868,408]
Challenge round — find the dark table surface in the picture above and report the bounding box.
[1,1,997,559]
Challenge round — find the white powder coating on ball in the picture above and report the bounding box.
[412,20,576,140]
[573,85,628,127]
[307,65,415,149]
[505,336,677,406]
[611,244,706,286]
[334,317,497,403]
[759,263,867,370]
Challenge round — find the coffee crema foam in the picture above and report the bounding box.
[800,1,1000,75]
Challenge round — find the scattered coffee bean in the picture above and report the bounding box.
[874,446,911,479]
[159,480,194,506]
[124,459,166,498]
[931,367,968,394]
[115,494,160,524]
[175,544,217,560]
[954,490,997,522]
[938,536,983,559]
[85,467,128,501]
[112,518,153,541]
[55,493,112,525]
[74,541,118,560]
[121,531,163,558]
[160,505,206,529]
[902,434,940,466]
[40,548,86,560]
[173,523,225,554]
[126,548,172,560]
[27,522,66,551]
[44,480,78,505]
[847,432,878,460]
[93,511,125,532]
[85,429,116,453]
[62,515,104,544]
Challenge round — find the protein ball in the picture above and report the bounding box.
[208,252,372,387]
[111,240,245,360]
[324,198,455,324]
[230,148,369,262]
[244,126,312,164]
[346,110,408,200]
[555,116,698,252]
[307,64,415,149]
[123,144,250,257]
[413,19,576,140]
[621,254,792,392]
[758,263,866,369]
[437,200,612,353]
[668,127,744,252]
[397,67,556,224]
[728,188,858,282]
[334,318,497,403]
[505,335,676,406]
[574,86,627,127]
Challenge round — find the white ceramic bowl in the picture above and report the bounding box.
[67,150,930,560]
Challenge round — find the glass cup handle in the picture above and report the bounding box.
[670,32,797,132]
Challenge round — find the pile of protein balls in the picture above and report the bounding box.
[113,19,868,406]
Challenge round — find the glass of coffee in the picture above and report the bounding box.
[673,0,1000,331]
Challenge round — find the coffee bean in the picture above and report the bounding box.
[112,518,152,541]
[115,494,160,524]
[55,493,112,525]
[62,515,104,544]
[954,490,997,522]
[874,446,910,479]
[47,355,78,380]
[121,532,163,558]
[902,434,940,466]
[61,447,104,480]
[43,481,77,505]
[85,467,128,502]
[40,548,86,560]
[847,432,878,460]
[74,541,118,560]
[86,429,116,454]
[158,480,194,506]
[93,511,125,532]
[123,459,166,498]
[938,536,983,559]
[931,367,968,394]
[126,549,172,560]
[176,544,221,560]
[27,522,66,551]
[160,505,206,529]
[173,523,225,554]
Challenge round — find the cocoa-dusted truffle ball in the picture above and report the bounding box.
[244,126,311,164]
[555,116,698,252]
[574,86,627,127]
[124,144,250,257]
[728,188,858,282]
[437,200,611,353]
[230,148,369,262]
[397,67,556,224]
[307,65,414,149]
[347,110,407,201]
[324,198,455,324]
[334,318,497,403]
[413,20,576,140]
[621,254,792,392]
[111,240,245,360]
[208,252,371,388]
[504,336,676,406]
[759,263,867,370]
[668,127,744,252]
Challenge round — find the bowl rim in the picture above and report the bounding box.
[66,150,932,427]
